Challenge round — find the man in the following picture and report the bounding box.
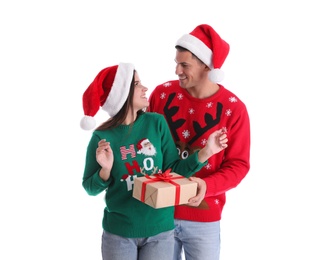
[148,24,250,260]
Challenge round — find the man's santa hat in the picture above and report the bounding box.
[80,63,134,130]
[175,24,230,83]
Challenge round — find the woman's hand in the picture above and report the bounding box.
[96,139,114,181]
[206,129,228,154]
[198,129,228,162]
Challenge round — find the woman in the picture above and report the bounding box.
[80,62,228,260]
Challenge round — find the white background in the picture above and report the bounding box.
[1,1,333,259]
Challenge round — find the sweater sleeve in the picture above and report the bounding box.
[82,133,112,196]
[204,105,251,197]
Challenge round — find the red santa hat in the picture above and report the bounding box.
[175,24,230,83]
[80,63,135,130]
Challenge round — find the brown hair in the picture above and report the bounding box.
[175,45,199,61]
[95,70,144,131]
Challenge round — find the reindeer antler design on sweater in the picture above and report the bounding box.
[164,93,185,142]
[164,93,223,145]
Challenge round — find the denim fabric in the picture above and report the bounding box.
[102,229,174,260]
[173,219,220,260]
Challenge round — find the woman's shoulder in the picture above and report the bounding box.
[144,112,165,121]
[138,112,168,131]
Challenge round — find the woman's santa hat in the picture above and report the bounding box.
[175,24,230,83]
[80,62,135,130]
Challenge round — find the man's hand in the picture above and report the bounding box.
[187,177,207,207]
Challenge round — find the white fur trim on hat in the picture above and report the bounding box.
[102,63,134,117]
[209,69,224,82]
[176,34,213,69]
[80,116,96,130]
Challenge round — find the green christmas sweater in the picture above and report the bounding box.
[82,112,206,238]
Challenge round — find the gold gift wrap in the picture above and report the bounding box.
[132,169,198,209]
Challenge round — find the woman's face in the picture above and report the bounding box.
[133,72,149,111]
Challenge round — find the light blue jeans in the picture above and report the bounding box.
[173,219,221,260]
[101,229,174,260]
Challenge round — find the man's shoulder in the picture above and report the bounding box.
[152,80,179,93]
[219,85,247,107]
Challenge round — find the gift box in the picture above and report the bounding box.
[132,169,198,209]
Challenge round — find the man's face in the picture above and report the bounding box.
[174,50,208,90]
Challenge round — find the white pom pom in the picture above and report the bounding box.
[80,116,96,130]
[209,69,224,83]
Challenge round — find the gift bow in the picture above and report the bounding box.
[142,168,183,206]
[147,168,174,182]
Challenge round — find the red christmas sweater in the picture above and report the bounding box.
[148,80,250,222]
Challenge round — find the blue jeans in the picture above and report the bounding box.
[173,219,221,260]
[101,229,174,260]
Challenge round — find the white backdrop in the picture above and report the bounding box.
[1,1,333,259]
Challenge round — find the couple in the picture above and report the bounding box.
[80,24,251,260]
